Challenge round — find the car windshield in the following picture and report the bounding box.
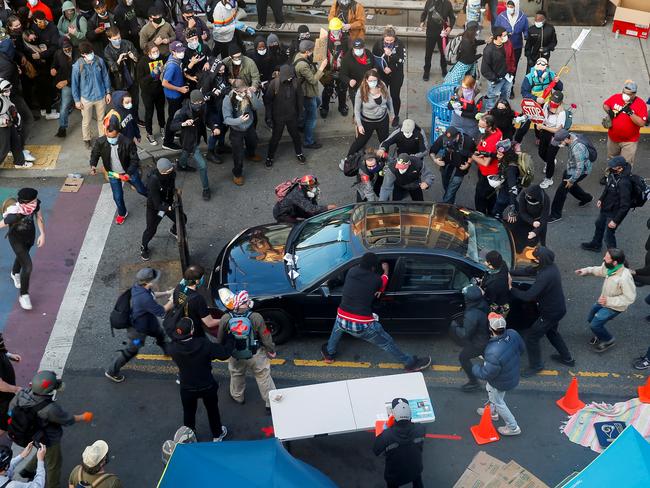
[465,211,513,266]
[292,206,355,290]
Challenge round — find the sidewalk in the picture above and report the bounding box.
[1,22,648,178]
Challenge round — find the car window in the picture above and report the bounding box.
[398,257,469,292]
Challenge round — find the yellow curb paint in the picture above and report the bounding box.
[538,370,559,376]
[293,359,372,368]
[432,365,461,372]
[576,371,610,378]
[378,363,404,369]
[571,124,650,134]
[136,354,285,365]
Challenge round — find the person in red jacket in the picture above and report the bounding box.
[603,80,647,165]
[26,0,54,22]
[471,114,503,215]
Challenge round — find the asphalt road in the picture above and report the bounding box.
[8,132,650,487]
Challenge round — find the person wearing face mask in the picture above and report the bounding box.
[328,0,366,42]
[506,184,549,252]
[429,126,475,204]
[480,250,511,316]
[89,122,147,224]
[378,118,428,164]
[169,89,219,201]
[287,24,311,62]
[487,98,521,141]
[264,64,305,168]
[293,40,328,149]
[481,27,510,112]
[524,10,557,73]
[71,41,112,149]
[224,44,261,91]
[449,74,481,141]
[140,158,186,262]
[175,4,210,44]
[320,17,349,119]
[51,37,75,138]
[348,68,394,156]
[104,27,139,112]
[494,0,528,97]
[273,174,336,223]
[182,28,208,93]
[379,153,434,201]
[444,21,485,86]
[249,36,273,86]
[104,90,141,144]
[255,0,285,29]
[105,267,174,383]
[266,33,288,74]
[471,114,502,213]
[223,79,264,185]
[26,12,61,121]
[26,0,53,22]
[352,148,386,201]
[520,57,562,107]
[372,26,405,128]
[86,0,115,56]
[603,80,647,166]
[198,58,232,160]
[575,248,636,353]
[207,0,245,60]
[339,37,373,104]
[537,90,566,189]
[491,140,522,219]
[582,157,632,253]
[136,42,167,146]
[420,0,455,80]
[57,2,88,48]
[114,0,140,47]
[161,41,189,151]
[139,6,174,57]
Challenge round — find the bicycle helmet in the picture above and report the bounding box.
[299,175,318,188]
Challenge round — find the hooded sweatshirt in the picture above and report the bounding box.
[249,35,273,84]
[481,263,510,310]
[599,162,632,225]
[105,90,140,140]
[516,184,550,239]
[9,389,75,445]
[453,285,489,348]
[373,420,425,485]
[114,0,140,45]
[510,247,567,320]
[57,1,88,47]
[168,335,234,391]
[264,64,303,123]
[494,0,529,50]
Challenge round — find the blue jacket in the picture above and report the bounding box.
[521,68,563,100]
[495,13,529,51]
[130,284,165,336]
[472,329,524,391]
[71,56,111,103]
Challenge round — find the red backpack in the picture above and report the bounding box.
[274,178,300,202]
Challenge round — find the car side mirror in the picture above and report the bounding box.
[320,285,330,298]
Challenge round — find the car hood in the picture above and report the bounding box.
[213,223,295,302]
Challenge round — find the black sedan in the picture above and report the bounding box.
[209,203,536,343]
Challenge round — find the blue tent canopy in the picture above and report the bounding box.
[562,426,650,488]
[158,438,338,488]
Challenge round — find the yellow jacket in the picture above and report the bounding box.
[329,0,366,40]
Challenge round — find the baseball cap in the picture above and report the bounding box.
[171,317,194,340]
[624,80,638,93]
[444,126,459,138]
[190,89,203,104]
[31,370,63,395]
[549,91,564,108]
[401,118,415,134]
[391,398,412,422]
[496,139,512,153]
[136,267,160,284]
[395,154,411,169]
[488,312,506,331]
[352,38,365,49]
[551,128,571,146]
[82,440,109,468]
[170,41,186,53]
[299,40,315,53]
[608,156,627,168]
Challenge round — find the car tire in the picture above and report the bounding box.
[261,310,295,344]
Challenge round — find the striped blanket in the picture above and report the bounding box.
[561,399,650,453]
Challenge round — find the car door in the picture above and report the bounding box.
[383,254,471,333]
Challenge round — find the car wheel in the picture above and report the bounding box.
[261,310,295,345]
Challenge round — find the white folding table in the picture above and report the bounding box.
[269,372,435,442]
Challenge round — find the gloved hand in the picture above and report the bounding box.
[514,115,528,124]
[81,412,94,423]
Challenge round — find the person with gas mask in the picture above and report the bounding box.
[86,0,115,57]
[379,153,434,202]
[320,17,349,119]
[137,42,167,146]
[339,38,373,104]
[72,41,112,149]
[223,79,263,186]
[328,0,366,43]
[114,0,140,48]
[264,64,305,168]
[506,183,549,253]
[378,118,428,162]
[169,89,218,201]
[352,148,386,202]
[199,58,231,162]
[372,26,405,127]
[524,10,557,72]
[273,174,336,223]
[420,0,455,80]
[429,126,475,204]
[139,5,174,57]
[89,121,147,225]
[57,1,88,48]
[140,158,185,262]
[0,79,27,168]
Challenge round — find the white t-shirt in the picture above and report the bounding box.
[543,105,566,128]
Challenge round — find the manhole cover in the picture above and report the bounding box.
[119,260,182,291]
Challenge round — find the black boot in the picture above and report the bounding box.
[206,150,222,164]
[339,104,348,116]
[55,127,66,138]
[319,106,328,119]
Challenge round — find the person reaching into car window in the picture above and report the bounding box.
[321,252,431,372]
[273,175,336,224]
[379,154,434,202]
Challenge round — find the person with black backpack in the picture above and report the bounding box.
[0,442,46,488]
[68,440,122,488]
[548,129,595,223]
[217,290,277,415]
[105,267,173,383]
[9,371,93,488]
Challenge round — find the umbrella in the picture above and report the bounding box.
[158,438,338,488]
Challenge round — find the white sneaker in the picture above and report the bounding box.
[18,294,32,310]
[15,162,33,168]
[213,425,228,442]
[10,273,20,289]
[22,150,35,162]
[339,158,345,171]
[45,111,60,120]
[539,178,553,189]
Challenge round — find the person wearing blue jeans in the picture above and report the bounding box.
[481,27,511,112]
[430,127,474,205]
[52,38,75,138]
[576,248,637,352]
[320,252,431,371]
[303,95,320,147]
[89,124,147,225]
[293,40,327,149]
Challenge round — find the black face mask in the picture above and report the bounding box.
[159,171,175,181]
[191,103,203,112]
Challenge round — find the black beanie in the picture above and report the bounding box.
[360,252,379,271]
[17,187,37,203]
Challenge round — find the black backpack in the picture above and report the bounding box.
[8,399,50,447]
[629,174,650,208]
[575,134,598,163]
[342,151,364,177]
[163,299,189,338]
[109,289,132,336]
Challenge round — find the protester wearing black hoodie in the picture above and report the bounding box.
[104,90,141,142]
[264,64,304,167]
[481,250,511,315]
[113,0,140,47]
[582,156,632,252]
[373,398,425,488]
[507,184,550,253]
[168,317,235,442]
[452,285,489,391]
[249,36,274,86]
[136,43,166,144]
[509,246,574,375]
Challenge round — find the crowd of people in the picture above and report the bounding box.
[0,0,649,487]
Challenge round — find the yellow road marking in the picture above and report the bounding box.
[136,354,285,365]
[576,371,610,378]
[294,359,372,368]
[432,365,462,372]
[378,363,403,369]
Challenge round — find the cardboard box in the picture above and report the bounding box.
[610,0,650,39]
[454,452,549,488]
[60,177,83,193]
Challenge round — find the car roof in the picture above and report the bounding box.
[351,202,472,255]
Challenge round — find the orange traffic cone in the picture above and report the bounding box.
[470,404,500,445]
[556,377,585,414]
[637,377,650,403]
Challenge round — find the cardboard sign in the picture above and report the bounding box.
[60,177,83,193]
[313,28,328,64]
[520,99,545,124]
